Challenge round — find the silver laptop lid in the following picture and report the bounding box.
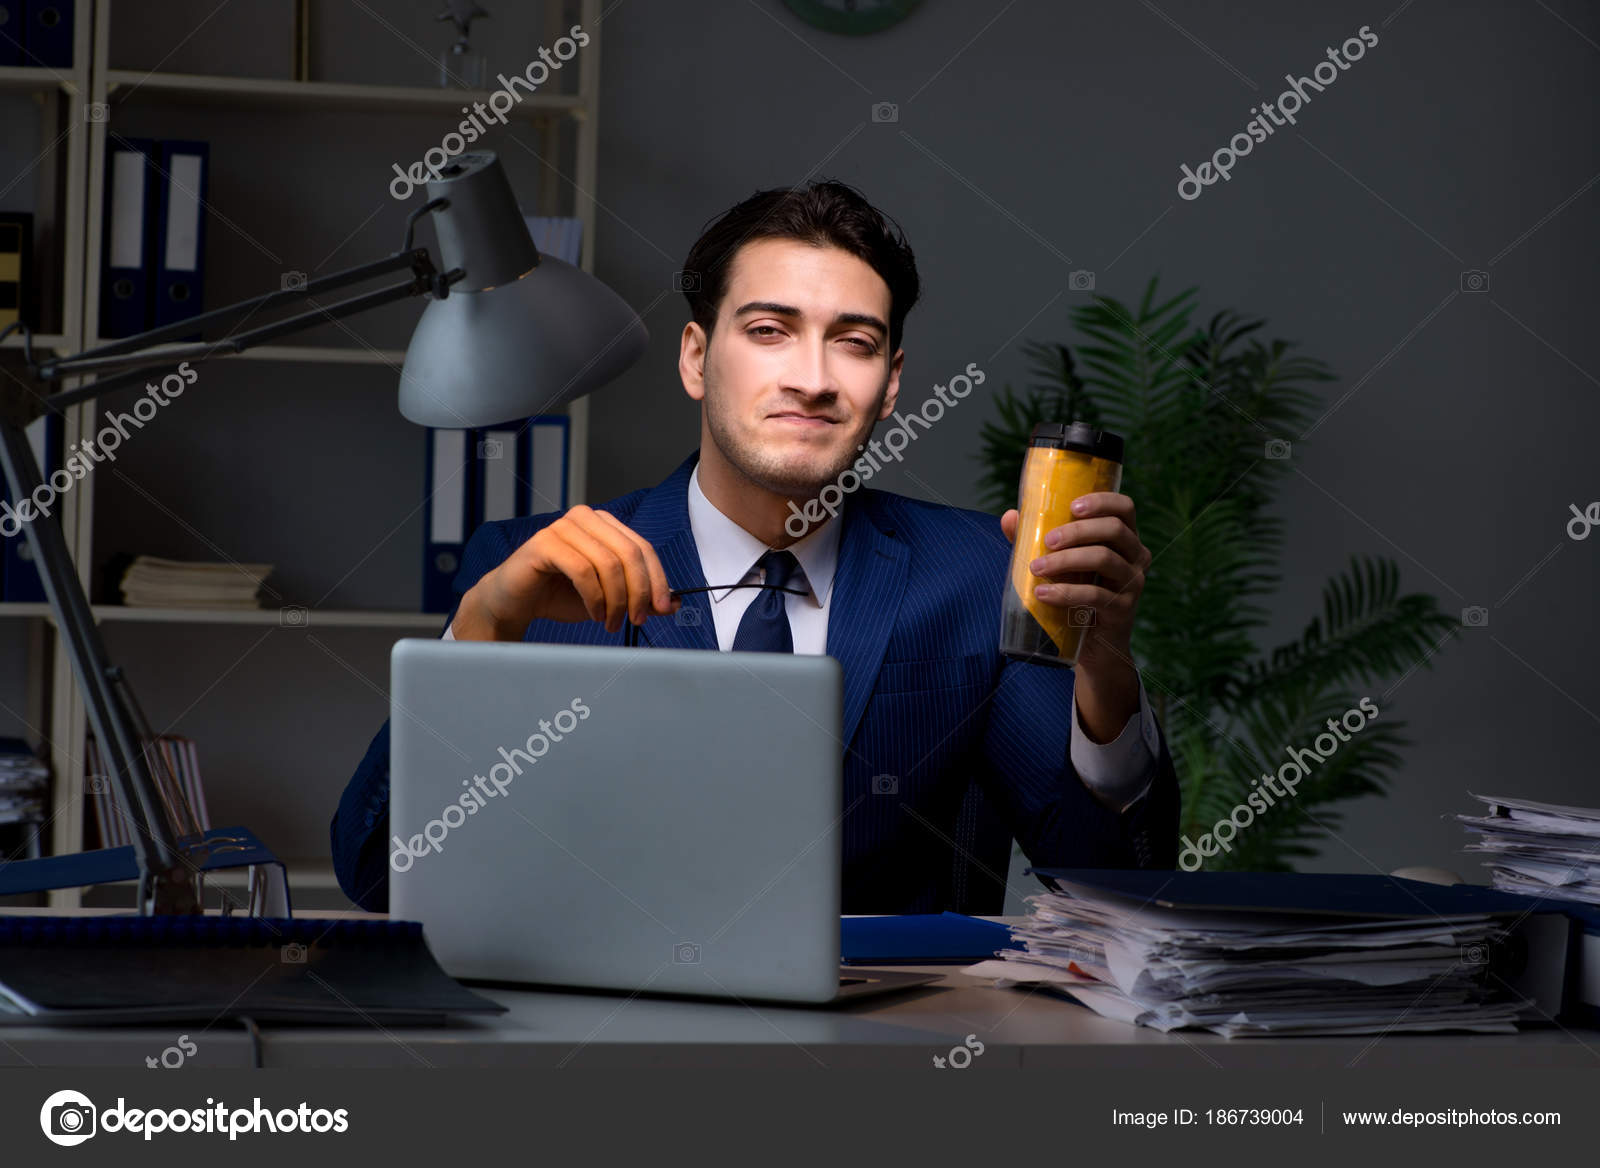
[389,639,845,1003]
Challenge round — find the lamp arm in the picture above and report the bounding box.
[0,414,201,914]
[0,230,457,914]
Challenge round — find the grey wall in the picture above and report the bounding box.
[3,1,1595,886]
[586,0,1599,876]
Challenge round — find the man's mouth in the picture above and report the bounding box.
[769,412,837,428]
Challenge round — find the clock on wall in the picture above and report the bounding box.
[782,0,924,36]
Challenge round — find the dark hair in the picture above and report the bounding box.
[680,179,920,353]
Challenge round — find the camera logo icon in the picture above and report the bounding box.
[673,941,701,964]
[871,774,899,795]
[1460,269,1490,292]
[1068,606,1096,628]
[871,102,899,123]
[279,605,308,628]
[88,774,109,795]
[1265,438,1292,460]
[672,269,701,293]
[674,603,701,627]
[1461,606,1489,628]
[1068,269,1096,292]
[281,942,307,964]
[281,270,307,292]
[84,102,108,123]
[1460,943,1489,965]
[477,437,504,460]
[40,1090,97,1146]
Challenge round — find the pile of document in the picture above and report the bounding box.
[119,555,273,609]
[967,879,1527,1038]
[1459,794,1600,907]
[0,739,48,827]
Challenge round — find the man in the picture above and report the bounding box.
[333,180,1178,914]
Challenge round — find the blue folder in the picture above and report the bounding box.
[23,0,72,69]
[151,140,209,334]
[0,1,23,67]
[422,428,475,613]
[840,911,1020,965]
[99,137,160,338]
[2,411,61,603]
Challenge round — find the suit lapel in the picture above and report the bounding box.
[827,493,909,749]
[631,451,717,652]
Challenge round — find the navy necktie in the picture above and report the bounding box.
[731,550,801,653]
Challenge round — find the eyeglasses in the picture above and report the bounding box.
[668,583,809,598]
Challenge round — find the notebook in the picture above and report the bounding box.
[0,915,506,1026]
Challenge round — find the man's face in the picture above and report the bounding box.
[681,237,903,500]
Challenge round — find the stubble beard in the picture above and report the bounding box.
[703,373,883,504]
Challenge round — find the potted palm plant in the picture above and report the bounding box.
[977,279,1457,869]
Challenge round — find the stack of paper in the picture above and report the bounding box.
[967,878,1527,1038]
[119,556,273,609]
[0,738,48,827]
[1459,793,1600,907]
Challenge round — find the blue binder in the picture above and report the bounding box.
[152,139,208,334]
[472,423,526,525]
[0,1,24,67]
[524,414,569,514]
[422,428,475,613]
[23,0,72,68]
[99,137,160,338]
[841,912,1020,965]
[2,411,62,603]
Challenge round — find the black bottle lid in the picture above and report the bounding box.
[1027,421,1124,464]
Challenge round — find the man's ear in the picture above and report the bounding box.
[680,321,709,402]
[878,347,905,420]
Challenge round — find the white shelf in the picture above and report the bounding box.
[104,69,584,120]
[0,65,83,96]
[1,331,70,353]
[0,603,445,629]
[87,339,408,367]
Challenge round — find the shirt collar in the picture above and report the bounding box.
[687,462,841,608]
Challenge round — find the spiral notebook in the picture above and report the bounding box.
[0,915,506,1026]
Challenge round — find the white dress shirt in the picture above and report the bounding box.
[444,462,1158,809]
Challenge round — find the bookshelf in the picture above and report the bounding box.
[7,0,607,908]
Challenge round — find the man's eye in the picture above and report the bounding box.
[845,337,877,353]
[748,326,783,338]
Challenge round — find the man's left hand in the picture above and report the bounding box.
[1000,493,1151,742]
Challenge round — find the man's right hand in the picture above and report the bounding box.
[451,505,682,641]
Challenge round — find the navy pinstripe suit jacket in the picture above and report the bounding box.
[331,448,1179,914]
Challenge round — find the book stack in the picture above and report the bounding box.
[86,735,210,850]
[1459,794,1600,907]
[0,738,48,831]
[968,872,1530,1037]
[118,555,273,609]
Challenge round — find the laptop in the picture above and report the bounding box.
[388,639,937,1005]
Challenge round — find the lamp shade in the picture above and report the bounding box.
[398,152,648,427]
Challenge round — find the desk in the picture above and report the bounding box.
[2,910,1597,1069]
